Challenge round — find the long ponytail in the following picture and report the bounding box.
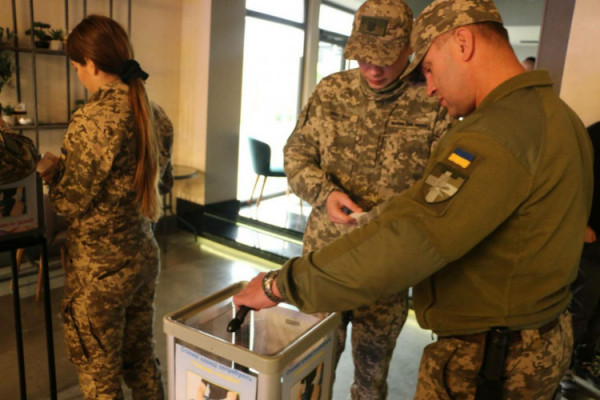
[129,77,161,221]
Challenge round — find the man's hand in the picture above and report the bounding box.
[326,191,363,224]
[36,152,59,183]
[584,226,597,244]
[233,272,279,311]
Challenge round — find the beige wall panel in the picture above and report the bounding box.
[560,0,600,126]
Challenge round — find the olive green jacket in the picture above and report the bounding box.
[277,70,593,336]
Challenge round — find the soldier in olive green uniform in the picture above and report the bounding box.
[285,0,449,398]
[235,1,593,399]
[43,15,168,400]
[0,122,38,184]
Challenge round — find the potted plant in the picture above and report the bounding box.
[49,29,64,51]
[25,21,52,49]
[0,27,16,45]
[1,104,15,126]
[0,50,13,92]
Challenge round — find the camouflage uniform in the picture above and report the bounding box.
[0,124,38,184]
[49,80,167,400]
[415,310,573,399]
[153,103,174,195]
[285,68,449,399]
[276,1,593,399]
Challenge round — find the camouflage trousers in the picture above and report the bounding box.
[414,310,573,400]
[334,289,409,400]
[61,239,165,400]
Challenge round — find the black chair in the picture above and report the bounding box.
[248,137,286,206]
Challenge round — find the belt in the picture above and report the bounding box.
[444,317,560,344]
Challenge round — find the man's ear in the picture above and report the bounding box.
[453,27,475,61]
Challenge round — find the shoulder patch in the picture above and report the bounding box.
[447,147,475,168]
[423,162,468,203]
[60,147,67,161]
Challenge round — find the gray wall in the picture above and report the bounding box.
[537,0,575,94]
[204,0,246,204]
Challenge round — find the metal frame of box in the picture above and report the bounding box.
[163,282,341,399]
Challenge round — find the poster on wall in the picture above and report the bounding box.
[282,333,335,400]
[175,343,257,400]
[0,172,43,241]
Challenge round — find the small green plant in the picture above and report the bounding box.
[0,27,16,44]
[49,29,64,41]
[1,104,14,115]
[25,21,52,45]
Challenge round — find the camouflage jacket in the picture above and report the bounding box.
[0,126,38,184]
[284,69,450,251]
[153,102,174,195]
[49,81,171,251]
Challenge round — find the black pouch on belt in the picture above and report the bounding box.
[474,327,509,400]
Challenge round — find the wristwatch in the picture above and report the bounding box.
[262,270,284,303]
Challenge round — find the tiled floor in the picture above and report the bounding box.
[238,193,310,235]
[1,202,599,399]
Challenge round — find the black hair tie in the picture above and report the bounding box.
[119,59,149,83]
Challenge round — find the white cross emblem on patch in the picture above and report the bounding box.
[425,171,459,202]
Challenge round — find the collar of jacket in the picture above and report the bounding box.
[478,69,553,110]
[89,79,129,103]
[360,74,409,102]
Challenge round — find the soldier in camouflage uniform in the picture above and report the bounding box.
[0,121,38,184]
[235,0,593,399]
[153,103,174,196]
[40,15,169,400]
[284,0,450,398]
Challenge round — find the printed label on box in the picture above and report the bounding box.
[282,334,334,400]
[175,343,257,400]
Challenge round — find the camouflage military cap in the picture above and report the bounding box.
[402,0,503,78]
[343,0,413,67]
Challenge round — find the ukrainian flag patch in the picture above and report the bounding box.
[447,148,475,169]
[60,147,67,161]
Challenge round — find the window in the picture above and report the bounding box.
[319,4,353,36]
[316,3,356,84]
[246,0,304,23]
[237,1,359,202]
[237,16,305,201]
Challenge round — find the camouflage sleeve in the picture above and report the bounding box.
[49,111,125,218]
[0,127,38,184]
[284,91,341,208]
[152,103,174,195]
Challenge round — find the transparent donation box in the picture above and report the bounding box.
[163,282,341,400]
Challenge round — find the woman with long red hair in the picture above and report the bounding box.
[39,14,168,399]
